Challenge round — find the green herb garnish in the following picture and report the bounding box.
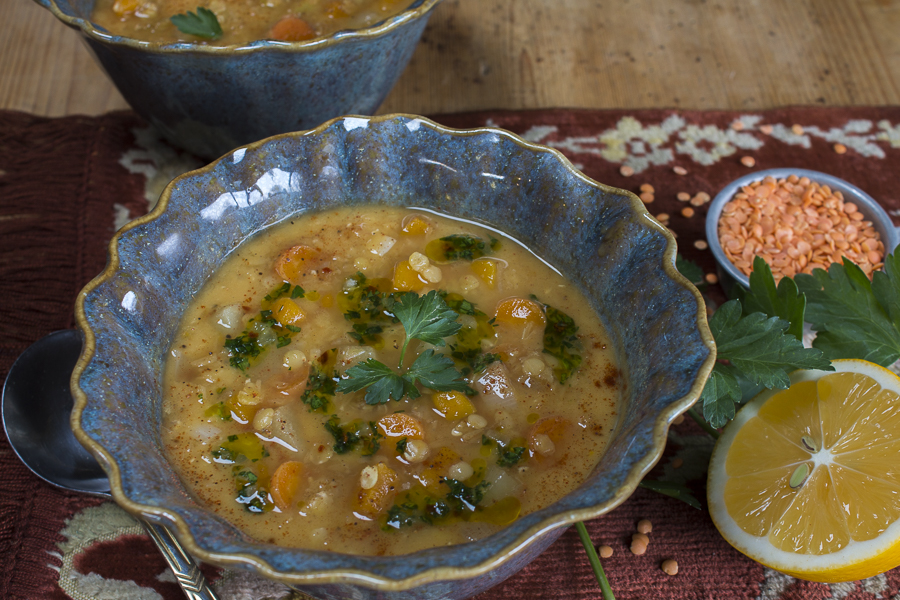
[795,251,900,366]
[323,415,382,455]
[170,7,223,39]
[443,478,490,512]
[425,234,488,262]
[301,365,337,412]
[496,445,527,467]
[533,297,583,383]
[699,299,833,428]
[337,291,469,404]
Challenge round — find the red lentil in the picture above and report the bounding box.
[792,124,804,135]
[760,125,773,135]
[677,192,691,202]
[717,175,885,281]
[731,120,745,131]
[834,143,847,154]
[681,207,695,218]
[694,192,711,204]
[632,532,650,545]
[662,559,679,576]
[630,539,648,555]
[637,520,653,534]
[673,166,688,176]
[640,192,655,204]
[740,156,756,168]
[690,195,706,207]
[705,273,719,285]
[655,213,670,225]
[694,240,709,250]
[599,545,614,558]
[620,165,635,177]
[640,183,655,194]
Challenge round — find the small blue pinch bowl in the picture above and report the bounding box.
[33,0,439,159]
[707,168,900,293]
[72,115,716,599]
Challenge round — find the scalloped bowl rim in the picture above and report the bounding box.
[71,114,716,591]
[34,0,440,53]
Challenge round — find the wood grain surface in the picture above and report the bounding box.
[2,0,899,117]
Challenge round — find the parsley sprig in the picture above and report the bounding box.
[337,291,470,404]
[170,7,223,39]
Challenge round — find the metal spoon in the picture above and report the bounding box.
[2,330,220,600]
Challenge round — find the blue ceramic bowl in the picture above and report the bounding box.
[72,115,716,599]
[33,0,439,159]
[706,168,900,294]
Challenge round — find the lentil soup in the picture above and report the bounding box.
[162,206,620,554]
[91,0,413,45]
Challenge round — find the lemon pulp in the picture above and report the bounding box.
[709,360,900,582]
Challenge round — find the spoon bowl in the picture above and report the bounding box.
[2,329,219,600]
[2,330,108,494]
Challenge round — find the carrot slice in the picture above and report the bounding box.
[269,460,304,511]
[269,16,317,42]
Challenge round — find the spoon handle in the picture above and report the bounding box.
[141,520,221,600]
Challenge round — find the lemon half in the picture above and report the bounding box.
[708,359,900,582]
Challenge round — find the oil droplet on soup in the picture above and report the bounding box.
[162,206,620,555]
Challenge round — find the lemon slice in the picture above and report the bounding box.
[708,359,900,582]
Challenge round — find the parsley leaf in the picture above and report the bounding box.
[701,300,832,428]
[392,291,462,360]
[795,254,900,366]
[738,256,806,341]
[405,350,470,392]
[497,446,526,467]
[638,480,701,510]
[170,7,223,39]
[338,359,418,404]
[675,253,706,288]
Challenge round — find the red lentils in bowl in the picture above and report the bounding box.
[715,174,886,282]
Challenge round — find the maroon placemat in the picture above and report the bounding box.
[2,107,899,600]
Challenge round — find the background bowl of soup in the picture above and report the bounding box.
[32,0,439,158]
[72,114,716,599]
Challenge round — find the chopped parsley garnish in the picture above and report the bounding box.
[425,234,489,262]
[496,446,527,467]
[224,332,263,371]
[340,273,396,344]
[396,437,409,454]
[170,7,223,39]
[324,415,382,455]
[443,478,491,512]
[533,296,583,383]
[337,291,469,404]
[301,361,337,412]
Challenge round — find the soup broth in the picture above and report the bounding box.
[162,206,621,555]
[91,0,413,45]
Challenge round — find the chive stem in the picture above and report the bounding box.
[575,521,616,600]
[686,407,720,439]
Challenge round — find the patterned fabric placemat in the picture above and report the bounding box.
[1,107,899,600]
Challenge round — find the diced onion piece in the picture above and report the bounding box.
[366,232,397,256]
[216,304,243,330]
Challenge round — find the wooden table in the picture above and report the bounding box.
[2,0,899,116]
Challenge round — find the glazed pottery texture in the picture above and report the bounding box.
[706,167,900,294]
[73,115,716,599]
[33,0,439,159]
